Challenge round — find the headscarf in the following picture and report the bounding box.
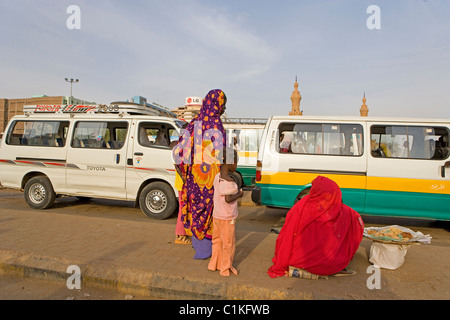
[173,89,227,241]
[268,176,364,277]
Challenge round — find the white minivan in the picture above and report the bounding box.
[0,105,185,219]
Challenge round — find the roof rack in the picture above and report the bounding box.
[222,118,268,124]
[23,104,164,116]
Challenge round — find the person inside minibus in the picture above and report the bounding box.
[291,132,307,154]
[279,133,290,153]
[154,131,168,146]
[433,135,449,159]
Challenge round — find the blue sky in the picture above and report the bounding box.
[1,0,449,119]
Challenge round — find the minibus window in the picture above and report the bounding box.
[292,123,321,154]
[370,125,448,160]
[227,128,263,153]
[115,128,128,142]
[279,122,363,156]
[323,125,344,155]
[138,123,173,148]
[72,121,128,149]
[430,128,449,160]
[243,130,258,152]
[229,129,240,150]
[169,128,180,146]
[7,120,69,147]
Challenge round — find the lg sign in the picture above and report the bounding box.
[185,97,202,106]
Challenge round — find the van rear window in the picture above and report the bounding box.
[6,120,69,147]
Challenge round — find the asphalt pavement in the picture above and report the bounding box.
[0,188,449,301]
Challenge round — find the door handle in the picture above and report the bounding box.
[134,152,143,156]
[441,161,450,178]
[116,154,120,164]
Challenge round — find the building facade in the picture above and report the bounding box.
[171,97,203,122]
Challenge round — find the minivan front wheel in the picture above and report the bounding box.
[24,176,56,210]
[139,181,176,219]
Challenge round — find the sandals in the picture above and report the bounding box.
[332,268,356,277]
[175,235,192,245]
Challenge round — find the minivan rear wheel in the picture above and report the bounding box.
[24,176,56,210]
[294,188,310,205]
[139,181,176,219]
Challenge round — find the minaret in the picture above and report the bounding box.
[360,93,369,117]
[289,76,303,116]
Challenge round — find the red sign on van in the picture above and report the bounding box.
[33,105,98,113]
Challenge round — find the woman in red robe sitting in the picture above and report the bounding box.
[268,176,364,278]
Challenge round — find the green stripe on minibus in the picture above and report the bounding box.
[236,165,256,186]
[258,183,365,212]
[364,189,450,220]
[257,183,450,221]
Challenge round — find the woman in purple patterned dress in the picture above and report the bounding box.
[173,89,227,259]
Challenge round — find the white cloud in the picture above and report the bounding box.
[175,2,278,81]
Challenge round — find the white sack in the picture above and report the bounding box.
[369,242,410,270]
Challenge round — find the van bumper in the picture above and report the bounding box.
[251,186,261,205]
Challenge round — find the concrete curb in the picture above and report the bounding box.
[0,249,314,300]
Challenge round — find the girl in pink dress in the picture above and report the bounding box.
[208,150,243,276]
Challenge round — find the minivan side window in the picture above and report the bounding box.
[278,123,363,156]
[6,120,69,147]
[138,123,177,149]
[72,121,128,149]
[229,128,263,152]
[371,125,449,160]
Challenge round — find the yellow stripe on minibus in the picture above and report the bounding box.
[260,171,449,195]
[259,171,366,189]
[367,176,449,195]
[238,151,257,158]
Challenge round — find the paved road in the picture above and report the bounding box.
[0,188,449,300]
[0,273,156,300]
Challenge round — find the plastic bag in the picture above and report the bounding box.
[369,242,410,270]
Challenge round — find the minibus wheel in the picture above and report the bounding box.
[139,181,176,220]
[230,172,243,189]
[24,176,56,210]
[294,188,310,204]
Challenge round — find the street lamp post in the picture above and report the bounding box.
[65,78,79,104]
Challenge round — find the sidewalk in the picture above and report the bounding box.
[0,188,449,300]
